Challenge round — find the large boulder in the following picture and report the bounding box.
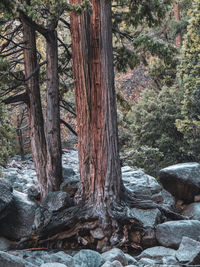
[128,208,161,228]
[60,175,80,197]
[156,220,200,248]
[73,249,102,267]
[176,236,200,265]
[0,251,34,267]
[42,251,74,265]
[122,166,162,201]
[159,162,200,202]
[0,190,37,240]
[0,178,14,220]
[102,248,128,266]
[41,191,73,212]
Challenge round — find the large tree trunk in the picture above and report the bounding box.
[46,28,63,192]
[70,0,122,208]
[21,17,48,198]
[173,2,181,47]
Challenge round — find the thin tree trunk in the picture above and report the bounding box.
[70,0,122,207]
[21,17,48,198]
[46,28,63,192]
[173,2,181,47]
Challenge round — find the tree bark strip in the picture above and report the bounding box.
[20,15,48,198]
[70,0,122,206]
[46,28,63,192]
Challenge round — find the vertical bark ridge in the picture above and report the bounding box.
[21,18,48,198]
[70,0,122,206]
[46,29,63,192]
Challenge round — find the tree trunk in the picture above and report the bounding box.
[70,0,122,208]
[46,28,63,192]
[173,2,181,47]
[21,17,48,198]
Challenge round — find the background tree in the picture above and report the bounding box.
[176,0,200,160]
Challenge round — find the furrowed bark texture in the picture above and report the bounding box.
[173,2,181,47]
[46,28,63,192]
[21,18,48,198]
[70,0,122,205]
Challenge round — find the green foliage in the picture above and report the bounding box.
[147,56,178,89]
[121,146,164,177]
[176,0,200,160]
[121,85,192,176]
[0,103,16,166]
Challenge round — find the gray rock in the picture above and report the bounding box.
[0,190,37,240]
[0,236,11,250]
[128,208,161,228]
[90,228,105,239]
[40,264,67,267]
[176,236,200,265]
[182,202,200,220]
[73,249,102,267]
[161,189,175,208]
[102,248,128,266]
[137,246,176,260]
[122,167,162,201]
[0,178,13,220]
[156,220,200,248]
[41,191,73,212]
[24,256,44,265]
[27,185,40,200]
[62,167,75,178]
[159,162,200,202]
[0,251,34,267]
[162,256,180,266]
[42,251,74,265]
[60,176,80,197]
[138,257,159,266]
[124,253,138,265]
[101,260,123,267]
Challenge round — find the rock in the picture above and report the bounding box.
[156,220,200,248]
[125,253,138,265]
[40,264,67,267]
[60,176,80,197]
[42,251,74,265]
[41,191,73,212]
[138,257,158,266]
[122,166,162,202]
[0,178,14,220]
[128,208,161,228]
[27,185,40,200]
[90,228,105,240]
[102,248,128,266]
[101,260,123,267]
[161,189,175,209]
[62,167,75,178]
[159,162,200,202]
[137,246,176,260]
[73,249,102,267]
[0,251,34,267]
[0,237,11,250]
[0,190,37,240]
[182,203,200,220]
[176,236,200,265]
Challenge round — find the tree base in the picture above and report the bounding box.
[17,189,187,252]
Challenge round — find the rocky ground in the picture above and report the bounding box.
[1,150,200,266]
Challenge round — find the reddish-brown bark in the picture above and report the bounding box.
[20,17,48,198]
[70,0,122,206]
[173,2,181,47]
[46,28,63,192]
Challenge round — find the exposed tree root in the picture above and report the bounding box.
[17,189,188,252]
